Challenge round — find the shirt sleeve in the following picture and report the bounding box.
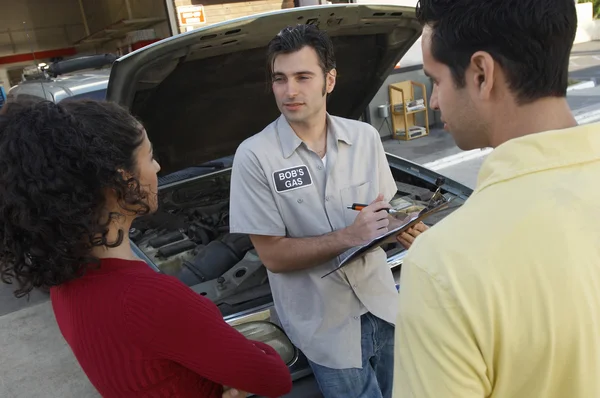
[393,257,491,398]
[122,274,292,398]
[228,143,286,236]
[372,127,398,202]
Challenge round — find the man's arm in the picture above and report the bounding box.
[393,257,492,397]
[250,193,392,273]
[250,233,347,274]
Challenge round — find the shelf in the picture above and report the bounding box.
[392,108,426,116]
[388,80,430,141]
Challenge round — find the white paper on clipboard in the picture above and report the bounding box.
[321,199,452,278]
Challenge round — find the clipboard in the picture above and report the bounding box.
[321,198,452,278]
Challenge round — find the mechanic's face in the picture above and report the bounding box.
[422,26,488,150]
[134,129,161,213]
[271,46,336,125]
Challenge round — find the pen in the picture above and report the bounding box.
[347,203,397,213]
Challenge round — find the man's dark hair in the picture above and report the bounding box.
[266,23,336,78]
[416,0,577,104]
[0,99,151,298]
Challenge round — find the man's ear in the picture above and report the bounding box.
[469,51,495,100]
[326,69,337,94]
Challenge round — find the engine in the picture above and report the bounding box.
[129,170,271,313]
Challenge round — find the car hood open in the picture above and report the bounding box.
[106,4,422,175]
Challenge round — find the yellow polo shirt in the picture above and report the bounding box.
[393,123,600,398]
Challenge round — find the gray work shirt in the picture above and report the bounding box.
[229,113,399,369]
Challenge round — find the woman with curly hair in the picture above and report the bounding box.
[0,99,292,398]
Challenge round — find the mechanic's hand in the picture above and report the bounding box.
[397,222,429,249]
[344,193,391,246]
[222,386,248,398]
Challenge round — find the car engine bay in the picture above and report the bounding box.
[129,166,464,316]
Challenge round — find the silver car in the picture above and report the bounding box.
[7,55,112,104]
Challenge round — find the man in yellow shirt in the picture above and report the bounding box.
[393,0,600,397]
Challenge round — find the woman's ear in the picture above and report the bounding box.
[117,168,134,182]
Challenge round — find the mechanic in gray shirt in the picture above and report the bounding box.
[229,24,426,398]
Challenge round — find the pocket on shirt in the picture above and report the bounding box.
[339,180,373,227]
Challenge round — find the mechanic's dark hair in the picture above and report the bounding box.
[0,99,151,298]
[266,23,336,78]
[416,0,577,104]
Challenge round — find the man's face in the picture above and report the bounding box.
[271,46,336,125]
[422,26,487,150]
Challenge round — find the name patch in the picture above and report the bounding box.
[273,165,312,193]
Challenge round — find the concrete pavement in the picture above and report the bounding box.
[0,285,48,317]
[0,301,98,398]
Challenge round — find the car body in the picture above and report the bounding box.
[7,67,110,104]
[8,5,474,396]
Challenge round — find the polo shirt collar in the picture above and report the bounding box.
[276,113,353,159]
[475,122,600,193]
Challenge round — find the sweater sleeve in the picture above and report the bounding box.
[122,273,292,397]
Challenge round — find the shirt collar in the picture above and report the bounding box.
[277,113,353,159]
[475,122,600,193]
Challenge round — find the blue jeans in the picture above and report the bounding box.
[307,313,395,398]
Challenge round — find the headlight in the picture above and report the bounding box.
[234,321,297,365]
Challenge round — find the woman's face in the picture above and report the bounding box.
[134,129,161,213]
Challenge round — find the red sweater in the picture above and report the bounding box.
[50,258,292,398]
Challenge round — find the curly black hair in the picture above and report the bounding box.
[0,99,151,298]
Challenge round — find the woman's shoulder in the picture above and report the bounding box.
[121,266,221,320]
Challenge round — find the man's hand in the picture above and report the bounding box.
[222,387,248,398]
[397,222,429,249]
[343,193,391,246]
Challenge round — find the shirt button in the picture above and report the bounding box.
[297,199,303,203]
[353,284,357,288]
[325,196,331,201]
[354,316,359,320]
[317,165,323,170]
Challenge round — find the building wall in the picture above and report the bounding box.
[0,0,171,59]
[173,0,294,33]
[0,0,88,89]
[0,0,86,57]
[0,0,171,90]
[80,0,171,39]
[574,2,600,44]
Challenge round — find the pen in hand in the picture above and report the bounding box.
[347,203,398,213]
